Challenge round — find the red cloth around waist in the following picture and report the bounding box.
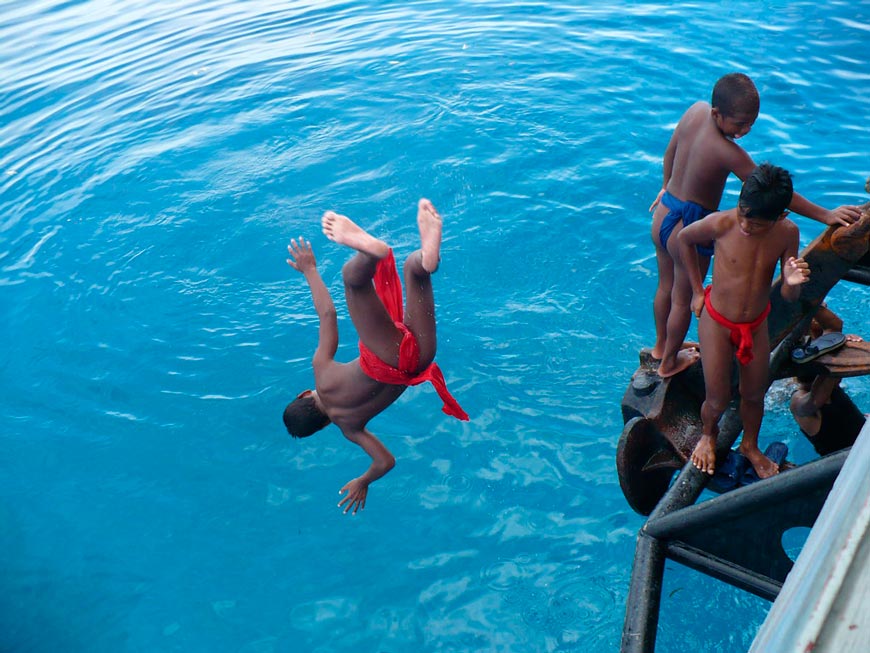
[358,250,469,421]
[704,286,770,366]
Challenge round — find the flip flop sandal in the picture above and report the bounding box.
[709,450,749,493]
[791,332,846,364]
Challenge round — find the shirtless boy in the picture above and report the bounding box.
[650,72,860,378]
[678,163,810,479]
[790,306,866,456]
[284,199,468,514]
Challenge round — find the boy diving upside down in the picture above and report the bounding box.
[284,199,468,514]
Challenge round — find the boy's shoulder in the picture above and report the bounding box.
[682,207,735,241]
[702,208,741,238]
[678,101,710,124]
[775,216,800,237]
[708,207,738,224]
[756,217,799,253]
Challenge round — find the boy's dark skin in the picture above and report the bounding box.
[650,73,861,379]
[286,199,445,514]
[790,306,865,444]
[679,164,810,479]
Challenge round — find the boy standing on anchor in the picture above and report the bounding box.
[678,163,810,479]
[284,199,468,514]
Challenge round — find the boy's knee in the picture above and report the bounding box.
[739,394,765,409]
[702,397,729,418]
[403,250,426,277]
[342,260,367,287]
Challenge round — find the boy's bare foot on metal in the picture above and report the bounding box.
[690,434,717,475]
[740,445,779,479]
[657,347,700,378]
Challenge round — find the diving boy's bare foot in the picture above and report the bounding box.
[657,347,700,378]
[740,445,779,479]
[690,434,717,475]
[322,211,390,259]
[417,198,442,273]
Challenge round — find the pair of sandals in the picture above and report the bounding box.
[709,442,790,493]
[790,332,846,364]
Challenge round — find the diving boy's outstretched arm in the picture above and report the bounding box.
[337,428,396,515]
[287,237,338,364]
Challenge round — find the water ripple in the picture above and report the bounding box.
[2,1,869,651]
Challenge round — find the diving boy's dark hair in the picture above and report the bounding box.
[739,162,794,221]
[283,393,330,438]
[712,73,760,117]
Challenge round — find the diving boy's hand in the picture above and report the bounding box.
[338,477,368,515]
[783,256,810,287]
[823,205,862,227]
[287,237,317,274]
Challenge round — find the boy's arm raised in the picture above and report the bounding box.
[287,238,339,364]
[780,225,810,302]
[781,256,810,301]
[788,193,861,227]
[724,146,860,227]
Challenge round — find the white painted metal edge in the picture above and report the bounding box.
[749,419,870,652]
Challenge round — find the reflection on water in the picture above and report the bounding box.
[2,0,869,651]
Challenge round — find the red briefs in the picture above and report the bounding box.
[358,249,469,421]
[704,286,770,366]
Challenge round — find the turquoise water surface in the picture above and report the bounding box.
[2,1,869,652]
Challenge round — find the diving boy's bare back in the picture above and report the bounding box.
[313,204,442,425]
[284,199,467,514]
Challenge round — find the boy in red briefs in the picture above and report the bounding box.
[284,199,468,515]
[678,163,810,480]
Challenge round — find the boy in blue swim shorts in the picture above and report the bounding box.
[649,72,861,378]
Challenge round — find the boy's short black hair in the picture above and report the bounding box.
[283,392,330,438]
[739,162,794,221]
[795,372,816,385]
[712,72,760,117]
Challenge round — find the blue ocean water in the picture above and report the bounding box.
[1,1,868,651]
